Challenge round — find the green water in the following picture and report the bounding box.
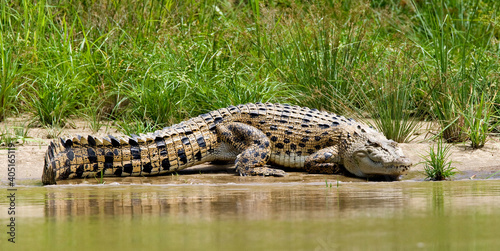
[2,177,500,251]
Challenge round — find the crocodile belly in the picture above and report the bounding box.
[269,152,306,169]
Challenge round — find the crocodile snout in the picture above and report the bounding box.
[398,156,412,166]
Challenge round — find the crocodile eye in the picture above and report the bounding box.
[366,140,381,147]
[356,152,367,158]
[388,140,397,147]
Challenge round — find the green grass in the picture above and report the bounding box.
[0,0,498,147]
[408,0,499,142]
[94,169,106,185]
[0,17,22,121]
[23,78,81,127]
[80,101,107,134]
[0,123,31,146]
[422,139,457,181]
[461,92,497,149]
[353,47,422,143]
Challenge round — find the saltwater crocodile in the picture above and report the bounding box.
[42,103,411,185]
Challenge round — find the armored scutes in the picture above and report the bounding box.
[42,103,411,185]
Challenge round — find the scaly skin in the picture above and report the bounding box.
[42,103,412,185]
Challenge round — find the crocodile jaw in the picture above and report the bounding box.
[344,137,412,178]
[353,152,412,178]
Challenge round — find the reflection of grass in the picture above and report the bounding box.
[325,179,333,188]
[486,171,500,179]
[325,179,340,189]
[422,140,456,181]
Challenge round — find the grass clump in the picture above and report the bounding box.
[261,2,370,112]
[0,21,23,121]
[461,92,497,149]
[0,123,31,146]
[408,0,499,143]
[354,48,422,143]
[23,79,80,128]
[422,140,456,181]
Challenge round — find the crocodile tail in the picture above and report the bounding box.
[42,135,134,185]
[42,135,130,185]
[42,141,57,185]
[41,133,182,185]
[42,136,87,185]
[42,118,216,185]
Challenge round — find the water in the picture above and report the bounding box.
[2,174,500,250]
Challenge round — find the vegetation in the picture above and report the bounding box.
[422,140,456,180]
[461,92,498,149]
[0,0,498,146]
[0,123,31,146]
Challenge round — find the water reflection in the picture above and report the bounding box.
[2,179,500,250]
[42,180,500,221]
[432,182,445,216]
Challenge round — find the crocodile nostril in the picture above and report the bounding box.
[398,157,412,166]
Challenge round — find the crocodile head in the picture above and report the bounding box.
[342,127,412,179]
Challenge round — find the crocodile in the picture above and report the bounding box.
[42,103,412,185]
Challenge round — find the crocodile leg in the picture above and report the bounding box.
[217,122,286,177]
[304,146,342,174]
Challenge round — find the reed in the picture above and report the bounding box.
[422,140,456,181]
[408,0,499,142]
[462,92,497,149]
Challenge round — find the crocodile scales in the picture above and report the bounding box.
[42,103,412,185]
